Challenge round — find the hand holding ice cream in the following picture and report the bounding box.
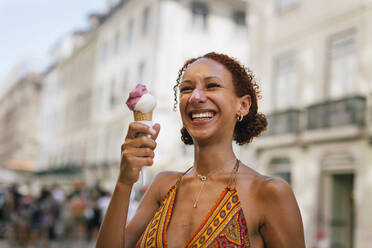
[123,83,158,186]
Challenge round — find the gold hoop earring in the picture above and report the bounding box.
[237,113,243,122]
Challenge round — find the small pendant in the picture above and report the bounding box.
[198,175,207,181]
[193,203,197,208]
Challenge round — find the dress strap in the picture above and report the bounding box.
[228,159,240,190]
[175,166,193,186]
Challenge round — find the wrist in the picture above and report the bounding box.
[116,179,134,190]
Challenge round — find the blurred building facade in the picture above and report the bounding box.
[38,0,249,190]
[38,31,98,188]
[0,73,43,171]
[247,0,372,247]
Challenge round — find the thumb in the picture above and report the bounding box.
[150,123,161,140]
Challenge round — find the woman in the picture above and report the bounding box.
[96,52,305,248]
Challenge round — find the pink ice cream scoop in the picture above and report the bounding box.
[125,83,156,117]
[126,83,149,110]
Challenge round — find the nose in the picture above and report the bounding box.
[188,89,206,105]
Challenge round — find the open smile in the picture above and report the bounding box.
[188,110,217,125]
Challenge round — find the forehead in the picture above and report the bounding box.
[182,58,232,81]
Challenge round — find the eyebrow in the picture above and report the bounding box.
[204,76,221,82]
[181,79,192,84]
[181,76,222,84]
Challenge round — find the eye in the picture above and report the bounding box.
[180,86,193,93]
[206,83,221,89]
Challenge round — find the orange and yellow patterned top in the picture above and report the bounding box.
[136,161,250,248]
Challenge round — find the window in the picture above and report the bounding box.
[142,7,150,35]
[33,82,42,92]
[138,61,145,82]
[122,69,130,94]
[79,91,91,124]
[113,30,120,53]
[232,10,246,27]
[127,19,134,45]
[191,1,208,30]
[269,157,291,185]
[273,52,298,110]
[328,30,357,98]
[95,84,104,112]
[276,0,299,12]
[110,78,119,108]
[101,42,108,62]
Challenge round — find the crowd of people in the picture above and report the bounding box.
[0,183,118,247]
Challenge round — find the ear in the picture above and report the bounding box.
[238,94,251,116]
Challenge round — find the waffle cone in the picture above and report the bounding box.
[133,111,153,121]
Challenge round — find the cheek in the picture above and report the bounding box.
[179,95,189,117]
[223,96,240,116]
[179,95,186,108]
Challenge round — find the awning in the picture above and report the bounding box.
[34,166,82,176]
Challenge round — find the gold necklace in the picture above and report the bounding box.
[193,172,207,208]
[192,159,237,208]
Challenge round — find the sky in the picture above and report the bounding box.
[0,0,106,87]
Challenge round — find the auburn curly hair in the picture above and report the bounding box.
[173,52,267,145]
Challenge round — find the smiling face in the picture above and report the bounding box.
[179,58,246,145]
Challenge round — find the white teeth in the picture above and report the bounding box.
[191,112,214,119]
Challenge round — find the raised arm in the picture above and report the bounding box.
[96,122,160,248]
[259,178,306,248]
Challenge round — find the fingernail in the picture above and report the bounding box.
[149,128,156,135]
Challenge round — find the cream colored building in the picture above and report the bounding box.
[246,0,372,247]
[38,31,98,187]
[0,73,43,172]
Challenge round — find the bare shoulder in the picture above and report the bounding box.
[235,163,268,193]
[236,163,297,216]
[237,163,292,201]
[150,170,184,203]
[236,163,305,247]
[152,170,183,187]
[257,176,293,203]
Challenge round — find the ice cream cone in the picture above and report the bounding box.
[133,111,153,121]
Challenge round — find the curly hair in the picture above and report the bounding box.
[173,52,267,145]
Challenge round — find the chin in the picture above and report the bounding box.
[188,130,215,145]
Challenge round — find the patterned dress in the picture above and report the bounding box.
[136,161,250,248]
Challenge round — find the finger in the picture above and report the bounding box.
[124,156,154,167]
[125,136,157,150]
[126,147,154,158]
[150,123,161,140]
[126,122,156,139]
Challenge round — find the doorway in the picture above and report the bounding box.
[329,174,354,248]
[320,173,355,248]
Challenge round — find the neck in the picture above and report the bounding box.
[193,140,237,176]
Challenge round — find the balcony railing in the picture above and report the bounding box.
[265,109,301,135]
[306,96,366,130]
[264,96,366,136]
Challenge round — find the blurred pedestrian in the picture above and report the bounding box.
[6,184,21,246]
[30,199,42,247]
[0,188,7,239]
[51,185,65,238]
[17,195,33,246]
[39,188,55,247]
[70,189,87,241]
[86,188,101,242]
